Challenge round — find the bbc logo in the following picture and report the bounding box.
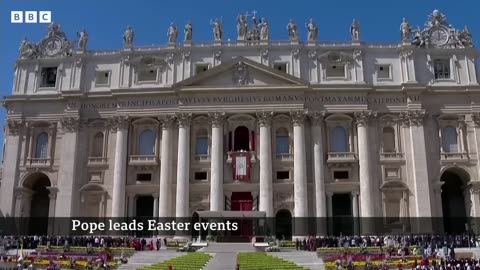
[11,11,52,23]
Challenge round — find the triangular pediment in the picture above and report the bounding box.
[175,56,308,89]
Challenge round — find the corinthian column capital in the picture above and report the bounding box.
[208,112,226,128]
[256,111,274,127]
[308,111,326,126]
[60,117,80,133]
[399,110,427,127]
[158,114,176,129]
[354,111,377,127]
[290,111,306,126]
[108,115,130,131]
[5,119,25,135]
[176,113,192,128]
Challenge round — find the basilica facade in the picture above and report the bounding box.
[1,10,480,236]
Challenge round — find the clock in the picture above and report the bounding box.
[43,38,62,56]
[430,27,449,46]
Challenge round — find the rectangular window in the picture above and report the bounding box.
[95,71,111,86]
[333,171,349,180]
[326,64,346,78]
[434,59,450,79]
[195,137,209,155]
[276,171,290,180]
[40,67,58,88]
[273,63,288,73]
[136,173,152,182]
[276,136,289,154]
[195,64,209,75]
[137,68,157,82]
[194,171,207,181]
[376,65,391,80]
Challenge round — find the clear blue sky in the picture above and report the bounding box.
[0,0,478,159]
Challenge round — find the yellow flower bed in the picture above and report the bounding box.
[12,258,116,267]
[324,260,418,269]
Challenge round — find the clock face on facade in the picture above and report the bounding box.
[429,28,449,46]
[43,38,62,56]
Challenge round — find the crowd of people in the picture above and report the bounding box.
[295,234,477,251]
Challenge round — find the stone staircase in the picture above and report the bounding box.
[270,251,325,270]
[201,243,256,270]
[117,250,182,270]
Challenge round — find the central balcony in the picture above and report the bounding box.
[129,155,158,166]
[327,152,357,164]
[227,151,256,163]
[194,154,210,162]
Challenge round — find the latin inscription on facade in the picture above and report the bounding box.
[68,94,421,111]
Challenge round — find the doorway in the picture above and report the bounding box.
[332,193,353,236]
[441,170,468,233]
[234,126,250,151]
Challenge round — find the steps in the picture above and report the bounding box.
[117,250,182,270]
[202,243,256,270]
[270,251,325,270]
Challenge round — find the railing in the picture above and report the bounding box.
[275,153,293,161]
[380,152,405,161]
[440,152,469,161]
[87,157,107,166]
[226,151,257,163]
[327,152,357,162]
[129,155,158,165]
[194,154,210,162]
[26,158,51,167]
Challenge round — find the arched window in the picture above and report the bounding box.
[331,126,348,152]
[382,127,396,152]
[276,128,290,154]
[35,132,49,159]
[442,126,458,153]
[195,129,209,155]
[91,132,104,157]
[138,129,155,155]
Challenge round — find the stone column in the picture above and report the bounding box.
[175,113,192,218]
[127,194,135,217]
[291,111,308,218]
[153,193,159,218]
[326,192,333,235]
[55,117,80,217]
[351,191,360,236]
[47,188,58,235]
[469,184,480,234]
[401,110,433,228]
[257,111,274,217]
[158,115,175,218]
[310,112,327,235]
[355,111,375,219]
[209,112,226,211]
[111,116,130,217]
[0,119,25,216]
